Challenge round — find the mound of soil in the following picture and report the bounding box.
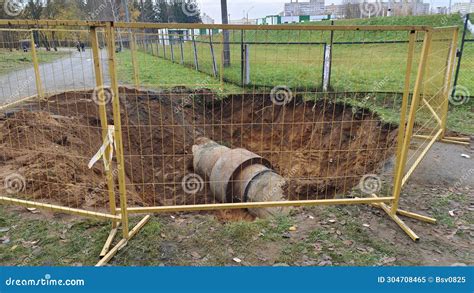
[0,87,398,211]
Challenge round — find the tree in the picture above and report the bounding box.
[168,0,201,23]
[141,0,158,22]
[156,0,168,22]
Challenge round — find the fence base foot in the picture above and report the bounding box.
[96,215,150,266]
[371,201,436,242]
[413,134,471,146]
[99,224,120,257]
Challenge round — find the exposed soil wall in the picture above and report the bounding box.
[0,88,398,210]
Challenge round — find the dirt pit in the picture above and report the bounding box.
[0,87,398,212]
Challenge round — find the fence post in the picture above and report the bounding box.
[451,13,469,98]
[192,30,199,71]
[30,30,43,98]
[243,44,250,85]
[105,22,130,239]
[441,28,459,138]
[170,32,175,62]
[130,32,140,89]
[156,34,160,57]
[179,35,184,64]
[327,20,334,90]
[391,31,432,221]
[89,26,118,237]
[209,29,218,78]
[161,29,167,59]
[322,43,331,92]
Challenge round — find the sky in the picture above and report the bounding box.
[197,0,473,22]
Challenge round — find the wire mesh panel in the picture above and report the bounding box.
[0,25,119,220]
[455,21,473,106]
[112,24,447,217]
[0,29,39,103]
[0,20,461,246]
[404,28,458,186]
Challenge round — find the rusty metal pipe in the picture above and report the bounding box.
[192,138,289,217]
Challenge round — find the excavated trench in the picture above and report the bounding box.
[0,87,398,213]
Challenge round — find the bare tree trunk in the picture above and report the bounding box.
[221,0,230,67]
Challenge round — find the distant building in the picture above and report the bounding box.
[230,18,257,25]
[433,6,448,14]
[326,0,430,19]
[284,0,325,16]
[451,2,474,14]
[256,14,330,25]
[325,3,347,18]
[201,13,215,24]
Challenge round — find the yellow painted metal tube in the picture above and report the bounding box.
[121,197,394,214]
[372,202,436,224]
[443,136,470,142]
[421,98,442,126]
[0,19,434,32]
[392,31,416,195]
[391,31,433,214]
[0,196,120,221]
[30,30,44,99]
[440,139,470,145]
[402,129,443,186]
[395,209,436,224]
[96,238,127,267]
[90,26,118,228]
[95,215,150,266]
[377,201,420,241]
[105,22,130,239]
[100,226,119,257]
[0,94,37,111]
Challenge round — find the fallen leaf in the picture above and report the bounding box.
[328,219,336,223]
[233,257,242,263]
[190,251,201,259]
[26,208,39,214]
[0,236,10,244]
[363,223,370,228]
[460,154,470,159]
[451,263,467,266]
[289,226,297,231]
[380,256,397,264]
[448,210,455,217]
[308,215,315,220]
[342,240,353,246]
[0,227,10,233]
[273,263,289,267]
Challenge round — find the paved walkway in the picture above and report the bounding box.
[0,49,110,105]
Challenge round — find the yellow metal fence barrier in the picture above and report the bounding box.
[0,20,461,265]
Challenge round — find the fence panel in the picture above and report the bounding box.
[0,21,460,257]
[454,13,474,102]
[115,24,434,219]
[0,24,119,222]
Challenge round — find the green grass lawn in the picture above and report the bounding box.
[132,13,473,94]
[138,34,420,92]
[117,45,473,135]
[116,49,241,94]
[0,49,70,76]
[2,186,472,266]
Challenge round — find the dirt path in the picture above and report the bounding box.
[0,49,109,105]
